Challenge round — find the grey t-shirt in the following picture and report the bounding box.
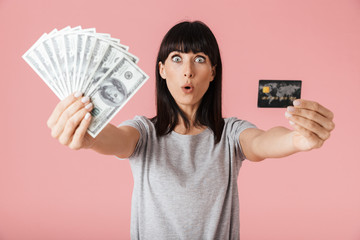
[119,116,257,240]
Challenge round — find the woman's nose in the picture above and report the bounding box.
[183,62,194,78]
[184,72,193,77]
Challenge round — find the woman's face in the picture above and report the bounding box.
[159,51,215,111]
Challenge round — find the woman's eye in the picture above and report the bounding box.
[172,56,181,62]
[195,56,206,63]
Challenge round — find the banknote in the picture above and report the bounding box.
[33,35,67,99]
[42,34,70,96]
[64,32,78,93]
[23,49,64,99]
[87,57,149,137]
[22,26,148,137]
[82,38,111,94]
[74,33,88,91]
[77,35,98,93]
[84,42,139,95]
[50,33,71,95]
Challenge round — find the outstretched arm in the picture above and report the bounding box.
[47,93,140,159]
[240,99,335,162]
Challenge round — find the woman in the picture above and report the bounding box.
[47,21,335,239]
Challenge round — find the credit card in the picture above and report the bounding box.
[257,80,302,108]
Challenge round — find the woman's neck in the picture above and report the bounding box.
[174,113,206,135]
[173,102,207,135]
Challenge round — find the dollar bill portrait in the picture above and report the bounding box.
[98,77,127,107]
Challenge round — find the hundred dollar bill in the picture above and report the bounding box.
[50,33,71,96]
[72,28,96,92]
[83,43,139,95]
[74,33,89,91]
[64,32,78,93]
[22,35,64,99]
[60,25,82,36]
[95,33,129,50]
[32,34,66,99]
[77,33,129,93]
[77,34,98,93]
[23,53,63,99]
[42,34,70,96]
[36,29,68,96]
[87,57,149,137]
[49,26,79,38]
[80,38,110,94]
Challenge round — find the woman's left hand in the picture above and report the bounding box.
[285,99,335,151]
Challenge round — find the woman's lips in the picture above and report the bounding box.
[181,84,194,93]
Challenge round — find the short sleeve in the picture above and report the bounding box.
[226,117,257,161]
[116,115,149,160]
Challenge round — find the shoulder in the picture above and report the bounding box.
[120,115,153,127]
[119,115,155,135]
[223,117,257,133]
[221,117,257,143]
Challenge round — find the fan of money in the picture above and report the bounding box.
[23,26,149,138]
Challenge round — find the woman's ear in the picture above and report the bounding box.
[210,65,216,82]
[159,62,166,79]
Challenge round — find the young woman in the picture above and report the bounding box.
[47,21,335,239]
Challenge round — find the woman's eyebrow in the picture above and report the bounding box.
[194,52,206,55]
[172,51,183,55]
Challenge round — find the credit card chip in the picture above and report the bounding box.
[262,86,270,93]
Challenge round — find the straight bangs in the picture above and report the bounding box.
[158,22,218,66]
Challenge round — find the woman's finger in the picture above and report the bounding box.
[287,106,335,131]
[291,122,324,150]
[69,112,93,150]
[47,92,82,128]
[51,96,90,138]
[293,99,334,120]
[58,103,93,146]
[286,113,331,141]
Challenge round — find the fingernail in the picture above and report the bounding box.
[287,106,295,112]
[293,99,301,106]
[289,120,295,125]
[85,112,91,120]
[285,112,292,118]
[81,96,90,103]
[74,91,82,98]
[85,103,93,110]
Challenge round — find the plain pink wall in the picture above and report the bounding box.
[1,0,359,239]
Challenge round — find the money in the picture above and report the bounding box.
[87,57,148,137]
[23,26,149,137]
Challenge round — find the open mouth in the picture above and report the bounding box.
[182,84,194,93]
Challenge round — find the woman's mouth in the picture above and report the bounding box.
[181,84,194,94]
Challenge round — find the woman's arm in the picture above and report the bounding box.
[240,99,335,162]
[47,92,140,159]
[90,124,140,158]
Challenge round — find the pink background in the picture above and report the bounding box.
[1,0,359,239]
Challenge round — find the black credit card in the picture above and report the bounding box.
[257,80,302,108]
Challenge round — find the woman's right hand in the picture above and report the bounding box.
[47,92,95,150]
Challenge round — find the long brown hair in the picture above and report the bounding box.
[151,21,224,143]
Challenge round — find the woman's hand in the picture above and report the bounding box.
[285,99,335,151]
[47,92,95,150]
